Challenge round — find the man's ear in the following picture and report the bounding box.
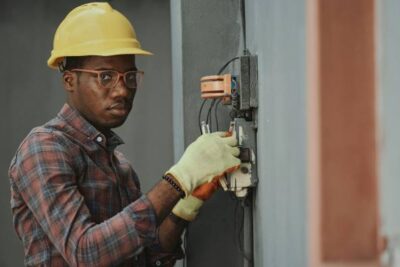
[62,71,76,92]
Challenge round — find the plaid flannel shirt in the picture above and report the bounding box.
[9,104,182,266]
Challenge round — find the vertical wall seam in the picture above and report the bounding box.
[170,0,185,162]
[170,3,184,266]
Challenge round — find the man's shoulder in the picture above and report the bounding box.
[8,118,88,186]
[114,150,132,166]
[25,117,71,144]
[13,116,77,159]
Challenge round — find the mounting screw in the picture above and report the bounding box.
[241,166,249,174]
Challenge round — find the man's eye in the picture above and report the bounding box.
[100,72,113,81]
[126,73,136,82]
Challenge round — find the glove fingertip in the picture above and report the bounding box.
[224,135,238,147]
[226,163,241,174]
[232,147,240,157]
[212,131,226,137]
[224,131,232,137]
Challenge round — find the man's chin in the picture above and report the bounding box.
[107,117,128,129]
[105,109,131,128]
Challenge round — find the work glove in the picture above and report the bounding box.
[172,177,220,221]
[166,132,240,197]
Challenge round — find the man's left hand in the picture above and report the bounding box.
[172,178,220,221]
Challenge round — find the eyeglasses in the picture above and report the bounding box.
[70,69,144,90]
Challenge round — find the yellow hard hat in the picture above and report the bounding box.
[47,2,152,69]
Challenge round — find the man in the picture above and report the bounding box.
[8,3,240,267]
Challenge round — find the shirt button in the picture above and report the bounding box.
[96,136,103,143]
[155,260,162,266]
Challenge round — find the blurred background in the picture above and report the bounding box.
[1,0,400,266]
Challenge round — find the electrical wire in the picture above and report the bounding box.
[197,0,247,134]
[197,54,240,135]
[217,57,240,75]
[205,29,247,261]
[235,199,252,262]
[183,227,188,267]
[211,56,240,132]
[198,99,208,134]
[206,99,216,131]
[233,200,239,249]
[240,0,247,54]
[205,100,214,125]
[214,98,222,131]
[189,0,251,263]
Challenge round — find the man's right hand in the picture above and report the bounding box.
[165,132,240,196]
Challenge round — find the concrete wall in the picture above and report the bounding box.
[176,1,244,266]
[377,0,400,239]
[245,0,308,266]
[0,1,172,266]
[171,0,308,266]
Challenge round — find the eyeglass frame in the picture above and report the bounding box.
[69,68,144,90]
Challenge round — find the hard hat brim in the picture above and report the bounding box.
[47,47,153,69]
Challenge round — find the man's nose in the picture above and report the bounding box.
[112,77,130,97]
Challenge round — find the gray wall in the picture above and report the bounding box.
[171,0,308,266]
[245,0,308,266]
[377,0,400,238]
[172,0,244,266]
[0,1,172,266]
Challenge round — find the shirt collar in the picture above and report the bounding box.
[57,103,124,149]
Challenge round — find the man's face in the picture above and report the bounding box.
[65,55,137,132]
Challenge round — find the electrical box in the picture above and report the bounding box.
[200,55,258,198]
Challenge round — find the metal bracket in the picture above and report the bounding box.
[239,55,258,110]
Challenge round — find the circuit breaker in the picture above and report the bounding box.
[200,55,258,198]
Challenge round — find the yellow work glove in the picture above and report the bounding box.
[166,132,240,196]
[172,195,204,221]
[173,177,220,221]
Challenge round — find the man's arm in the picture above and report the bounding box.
[11,132,182,267]
[144,213,187,267]
[146,179,182,224]
[145,178,187,264]
[146,175,188,251]
[11,131,239,266]
[157,214,187,252]
[144,177,222,266]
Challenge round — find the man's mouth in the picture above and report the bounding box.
[108,102,131,116]
[109,101,131,110]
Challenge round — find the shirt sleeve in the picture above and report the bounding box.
[115,151,185,266]
[145,228,185,266]
[10,131,158,267]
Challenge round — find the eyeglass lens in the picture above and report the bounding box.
[99,71,140,89]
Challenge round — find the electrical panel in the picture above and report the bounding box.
[200,55,258,198]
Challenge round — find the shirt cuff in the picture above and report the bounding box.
[146,218,185,266]
[146,237,185,267]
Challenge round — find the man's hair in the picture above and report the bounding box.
[59,56,90,72]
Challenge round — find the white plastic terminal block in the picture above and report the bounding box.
[220,162,253,198]
[220,121,256,198]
